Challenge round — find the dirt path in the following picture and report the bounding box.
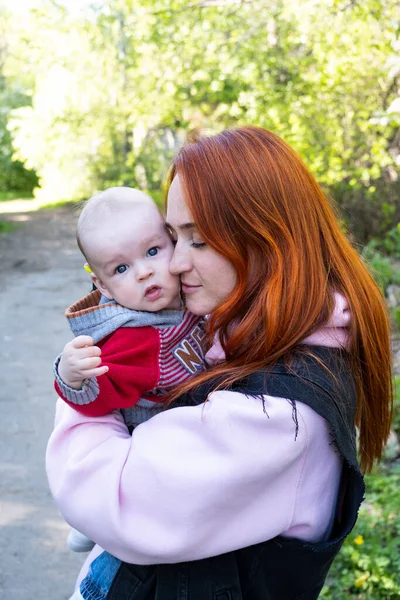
[0,205,89,599]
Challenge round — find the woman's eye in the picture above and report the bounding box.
[166,228,177,245]
[146,247,159,257]
[115,264,128,274]
[191,241,206,249]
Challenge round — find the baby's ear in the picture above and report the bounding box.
[90,273,113,301]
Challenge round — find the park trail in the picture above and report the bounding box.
[0,204,89,599]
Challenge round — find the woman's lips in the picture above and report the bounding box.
[182,283,201,294]
[145,286,162,301]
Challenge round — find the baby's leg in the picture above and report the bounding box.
[79,551,122,600]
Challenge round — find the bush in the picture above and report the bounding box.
[322,469,400,598]
[373,224,400,260]
[361,245,400,292]
[0,221,16,234]
[0,190,33,201]
[393,308,400,331]
[331,178,400,245]
[0,156,39,195]
[391,377,400,440]
[322,379,400,598]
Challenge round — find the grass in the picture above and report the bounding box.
[322,467,400,598]
[0,191,34,201]
[38,198,83,211]
[0,221,16,234]
[0,196,83,214]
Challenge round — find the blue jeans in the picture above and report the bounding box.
[79,551,121,600]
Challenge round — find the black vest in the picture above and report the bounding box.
[107,346,365,600]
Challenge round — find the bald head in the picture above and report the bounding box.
[77,187,158,262]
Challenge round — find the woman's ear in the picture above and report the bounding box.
[90,273,113,301]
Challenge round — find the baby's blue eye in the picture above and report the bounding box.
[146,247,158,257]
[115,264,128,274]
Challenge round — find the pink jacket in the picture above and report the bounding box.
[46,293,350,566]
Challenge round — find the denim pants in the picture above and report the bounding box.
[79,551,122,600]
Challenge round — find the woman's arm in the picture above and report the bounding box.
[46,391,331,565]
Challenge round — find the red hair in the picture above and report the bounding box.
[167,126,393,473]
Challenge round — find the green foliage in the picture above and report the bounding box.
[331,180,400,245]
[361,245,400,291]
[392,377,400,439]
[361,234,400,333]
[0,7,39,194]
[0,220,16,233]
[322,466,400,598]
[146,189,164,209]
[0,155,38,194]
[393,308,400,331]
[322,379,400,598]
[0,190,33,201]
[372,224,400,259]
[1,0,399,231]
[38,198,83,211]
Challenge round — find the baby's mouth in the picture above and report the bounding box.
[145,286,162,301]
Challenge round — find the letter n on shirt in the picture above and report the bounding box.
[174,340,203,374]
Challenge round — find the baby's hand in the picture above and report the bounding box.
[58,336,109,390]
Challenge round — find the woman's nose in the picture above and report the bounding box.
[169,242,191,275]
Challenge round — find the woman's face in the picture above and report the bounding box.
[166,176,237,316]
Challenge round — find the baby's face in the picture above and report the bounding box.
[87,202,181,311]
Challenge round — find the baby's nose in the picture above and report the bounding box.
[136,262,153,280]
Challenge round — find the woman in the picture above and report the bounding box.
[46,126,393,599]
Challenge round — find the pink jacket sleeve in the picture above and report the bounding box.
[46,389,341,565]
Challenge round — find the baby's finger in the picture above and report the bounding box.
[75,356,103,371]
[77,345,102,359]
[91,365,109,377]
[81,366,109,379]
[72,335,95,348]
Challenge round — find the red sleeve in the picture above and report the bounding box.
[56,327,160,417]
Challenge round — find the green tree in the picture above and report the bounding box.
[0,7,38,195]
[5,0,400,242]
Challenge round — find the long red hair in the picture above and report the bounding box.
[166,126,393,473]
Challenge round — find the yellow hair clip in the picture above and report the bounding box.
[84,263,93,274]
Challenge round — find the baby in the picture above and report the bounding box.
[54,187,205,567]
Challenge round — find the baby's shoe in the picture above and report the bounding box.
[67,528,95,553]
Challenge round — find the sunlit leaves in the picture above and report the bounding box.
[1,0,400,211]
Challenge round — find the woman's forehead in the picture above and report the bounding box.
[166,176,193,227]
